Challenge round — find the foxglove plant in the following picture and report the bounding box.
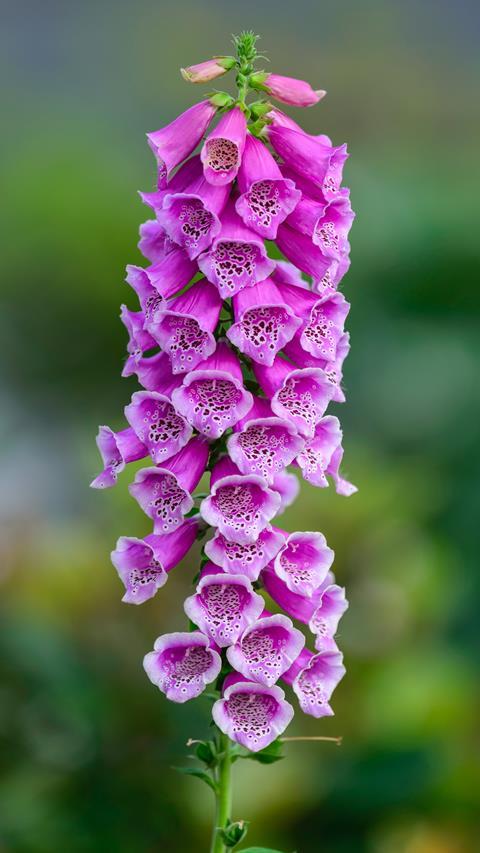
[92,31,356,853]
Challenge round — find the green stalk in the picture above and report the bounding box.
[210,732,233,853]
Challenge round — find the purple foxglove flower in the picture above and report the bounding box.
[181,56,235,84]
[227,613,305,687]
[265,106,305,132]
[273,258,309,289]
[129,436,209,533]
[286,195,329,236]
[172,341,253,439]
[201,106,247,186]
[119,305,156,362]
[283,645,345,718]
[204,525,284,581]
[146,279,222,374]
[235,134,301,239]
[143,631,221,702]
[143,246,197,300]
[212,677,294,752]
[253,358,334,438]
[147,99,217,179]
[124,391,192,464]
[90,426,147,489]
[157,161,230,259]
[309,584,349,647]
[322,144,349,201]
[312,195,355,260]
[200,457,281,544]
[197,201,275,299]
[184,568,265,647]
[125,265,175,327]
[252,72,325,107]
[226,278,302,366]
[267,125,332,189]
[227,396,304,483]
[272,530,334,597]
[276,222,332,282]
[122,351,183,397]
[297,293,350,363]
[271,470,300,513]
[295,415,356,495]
[111,518,199,603]
[138,220,176,264]
[139,156,203,213]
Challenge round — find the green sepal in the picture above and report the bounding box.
[249,100,273,119]
[249,71,269,92]
[221,820,249,848]
[216,56,237,71]
[209,92,235,109]
[173,766,218,793]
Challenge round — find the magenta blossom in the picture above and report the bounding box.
[181,56,235,84]
[147,99,217,180]
[201,106,247,186]
[227,396,304,483]
[204,525,284,581]
[254,357,334,438]
[184,567,264,647]
[144,631,222,702]
[212,676,294,752]
[251,72,326,107]
[283,644,346,718]
[227,612,305,686]
[226,277,302,365]
[273,529,334,597]
[91,426,147,489]
[124,391,192,464]
[122,351,183,398]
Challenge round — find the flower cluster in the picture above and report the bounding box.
[92,34,355,754]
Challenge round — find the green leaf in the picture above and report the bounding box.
[237,738,285,764]
[240,847,290,852]
[195,740,216,766]
[173,766,218,793]
[221,820,249,847]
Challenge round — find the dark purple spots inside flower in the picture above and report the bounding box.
[244,180,281,229]
[240,307,291,357]
[160,645,213,692]
[236,425,290,479]
[212,241,257,293]
[205,138,239,173]
[227,692,277,742]
[162,316,211,373]
[129,560,163,595]
[214,484,263,536]
[240,629,285,680]
[315,220,339,253]
[178,200,215,250]
[303,306,336,358]
[187,378,244,433]
[297,668,328,708]
[277,377,319,431]
[148,474,186,524]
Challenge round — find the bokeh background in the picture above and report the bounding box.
[1,1,479,851]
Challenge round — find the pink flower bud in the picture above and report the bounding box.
[181,56,236,84]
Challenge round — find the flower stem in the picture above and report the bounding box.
[210,732,232,853]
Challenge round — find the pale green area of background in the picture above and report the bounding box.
[1,1,479,850]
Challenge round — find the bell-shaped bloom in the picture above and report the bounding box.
[138,220,176,264]
[273,258,308,289]
[157,160,230,259]
[140,156,202,214]
[271,470,300,514]
[129,436,209,533]
[200,457,281,544]
[111,518,200,604]
[184,567,264,647]
[147,279,222,375]
[322,144,349,201]
[295,415,356,496]
[120,305,156,362]
[227,396,304,483]
[267,125,332,189]
[226,278,302,366]
[265,106,305,132]
[312,196,355,260]
[143,631,221,702]
[235,134,301,240]
[309,585,349,647]
[125,266,169,326]
[124,391,192,464]
[252,72,326,108]
[172,341,253,439]
[90,426,147,489]
[273,530,334,598]
[122,351,183,398]
[181,56,235,84]
[142,246,197,300]
[212,676,294,752]
[298,293,350,363]
[227,613,305,687]
[197,202,275,299]
[283,645,345,718]
[276,222,332,283]
[201,106,247,186]
[253,358,333,438]
[147,99,217,180]
[204,525,284,581]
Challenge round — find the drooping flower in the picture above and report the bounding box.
[129,436,209,533]
[184,566,265,647]
[198,201,275,299]
[201,106,247,186]
[91,426,147,489]
[146,278,222,374]
[144,631,222,702]
[295,414,357,495]
[283,644,346,718]
[253,357,334,438]
[227,396,304,483]
[172,340,253,438]
[147,99,218,181]
[212,675,294,751]
[235,134,301,239]
[111,518,200,604]
[120,304,156,362]
[226,612,305,686]
[226,277,302,365]
[272,529,334,597]
[262,566,348,643]
[204,525,284,581]
[138,220,176,264]
[181,56,236,84]
[124,390,193,464]
[251,72,326,107]
[267,124,333,189]
[276,222,333,283]
[200,457,281,544]
[122,351,184,398]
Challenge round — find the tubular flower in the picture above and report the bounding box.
[91,36,357,823]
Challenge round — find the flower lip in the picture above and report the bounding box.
[184,571,265,648]
[226,612,306,687]
[212,679,294,752]
[201,106,247,186]
[227,417,304,484]
[143,630,222,702]
[200,472,282,545]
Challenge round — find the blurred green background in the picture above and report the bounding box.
[1,1,479,851]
